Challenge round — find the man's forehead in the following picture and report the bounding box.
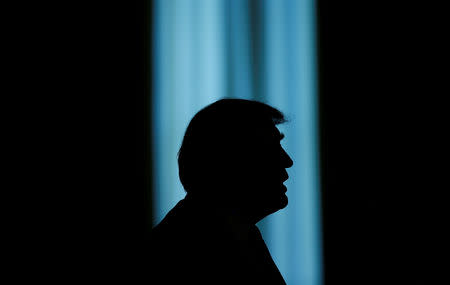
[250,124,283,140]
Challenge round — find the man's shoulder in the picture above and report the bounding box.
[150,200,186,241]
[150,198,238,249]
[150,198,209,246]
[149,199,283,284]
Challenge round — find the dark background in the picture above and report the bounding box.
[316,1,441,284]
[19,0,443,283]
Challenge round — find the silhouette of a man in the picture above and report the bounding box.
[150,99,293,284]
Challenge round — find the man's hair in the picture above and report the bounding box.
[177,98,286,194]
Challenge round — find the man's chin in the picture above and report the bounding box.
[278,193,288,209]
[281,193,289,205]
[264,194,288,215]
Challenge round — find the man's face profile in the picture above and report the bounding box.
[229,123,293,218]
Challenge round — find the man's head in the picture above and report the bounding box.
[178,99,293,222]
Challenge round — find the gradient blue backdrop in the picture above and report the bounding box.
[152,1,322,284]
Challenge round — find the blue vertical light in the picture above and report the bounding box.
[152,1,322,284]
[227,0,253,99]
[262,1,322,284]
[152,0,226,224]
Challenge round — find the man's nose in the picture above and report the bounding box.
[282,148,293,168]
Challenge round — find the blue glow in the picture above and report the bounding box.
[152,0,226,223]
[152,1,322,284]
[227,0,253,99]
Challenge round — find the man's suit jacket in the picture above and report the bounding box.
[150,196,286,284]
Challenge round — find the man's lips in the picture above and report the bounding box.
[281,172,289,183]
[281,172,289,192]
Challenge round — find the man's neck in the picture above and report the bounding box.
[184,194,260,225]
